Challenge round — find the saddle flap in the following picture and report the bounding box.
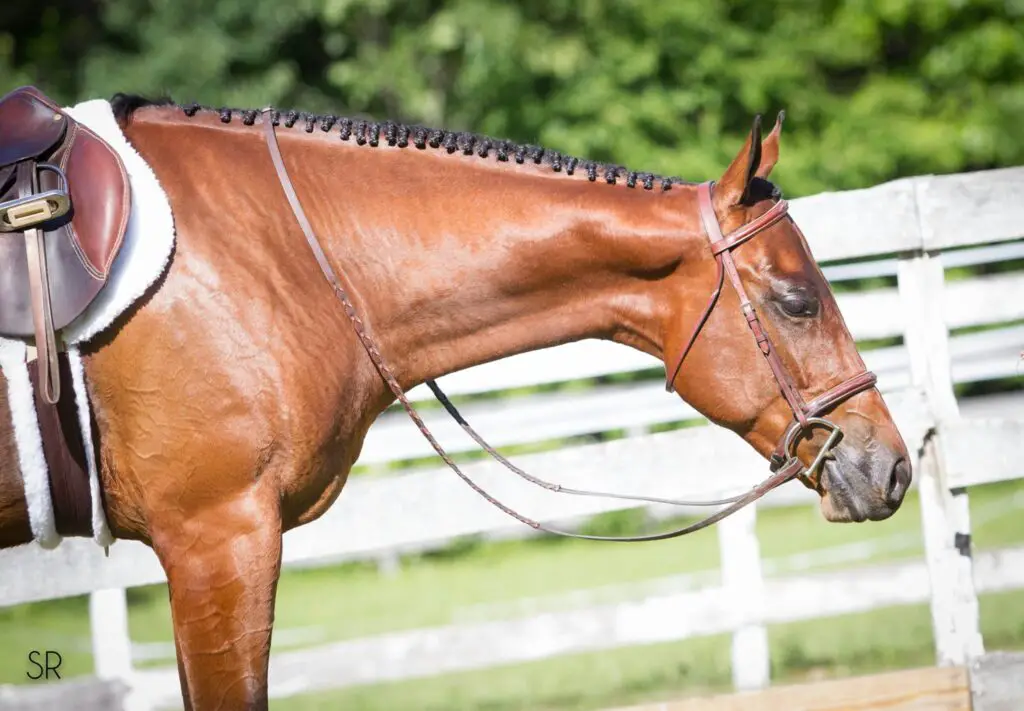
[0,87,68,169]
[0,86,131,341]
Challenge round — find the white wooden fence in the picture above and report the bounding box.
[1,166,1023,710]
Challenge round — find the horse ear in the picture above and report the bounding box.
[756,111,785,179]
[715,114,763,207]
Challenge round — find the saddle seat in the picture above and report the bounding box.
[0,85,130,403]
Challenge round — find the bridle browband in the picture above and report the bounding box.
[259,109,878,542]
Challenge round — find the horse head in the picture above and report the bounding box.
[662,113,911,522]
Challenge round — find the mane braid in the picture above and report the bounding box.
[111,93,693,191]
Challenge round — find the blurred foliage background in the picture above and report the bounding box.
[3,0,1023,196]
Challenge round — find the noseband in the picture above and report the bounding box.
[260,110,878,542]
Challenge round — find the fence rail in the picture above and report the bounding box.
[122,544,1023,708]
[2,166,1023,710]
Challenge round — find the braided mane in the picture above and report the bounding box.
[111,93,692,192]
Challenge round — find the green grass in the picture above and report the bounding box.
[2,479,1023,710]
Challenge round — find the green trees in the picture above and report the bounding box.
[4,0,1022,195]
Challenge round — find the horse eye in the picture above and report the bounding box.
[778,291,818,318]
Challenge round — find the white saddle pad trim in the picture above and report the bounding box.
[0,341,59,548]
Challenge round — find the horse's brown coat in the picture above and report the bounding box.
[0,104,910,709]
[0,372,31,547]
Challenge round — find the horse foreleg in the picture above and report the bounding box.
[152,493,282,711]
[173,631,193,711]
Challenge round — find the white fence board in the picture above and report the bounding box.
[820,239,1024,281]
[944,272,1024,331]
[948,327,1024,385]
[363,380,703,465]
[958,392,1024,420]
[0,677,130,711]
[945,418,1024,490]
[123,544,1024,708]
[403,340,661,402]
[918,168,1024,251]
[0,539,166,608]
[787,177,923,262]
[938,238,1024,269]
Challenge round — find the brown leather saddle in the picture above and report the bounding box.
[0,85,130,403]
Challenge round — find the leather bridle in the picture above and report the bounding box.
[259,109,878,542]
[665,182,878,493]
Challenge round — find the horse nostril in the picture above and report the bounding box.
[886,457,911,507]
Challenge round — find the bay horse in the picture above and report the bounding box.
[0,93,911,710]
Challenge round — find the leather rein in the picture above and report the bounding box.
[259,109,878,542]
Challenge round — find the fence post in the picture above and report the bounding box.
[718,503,769,690]
[89,588,144,710]
[897,249,984,665]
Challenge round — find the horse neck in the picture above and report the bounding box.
[279,138,706,389]
[138,109,708,391]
